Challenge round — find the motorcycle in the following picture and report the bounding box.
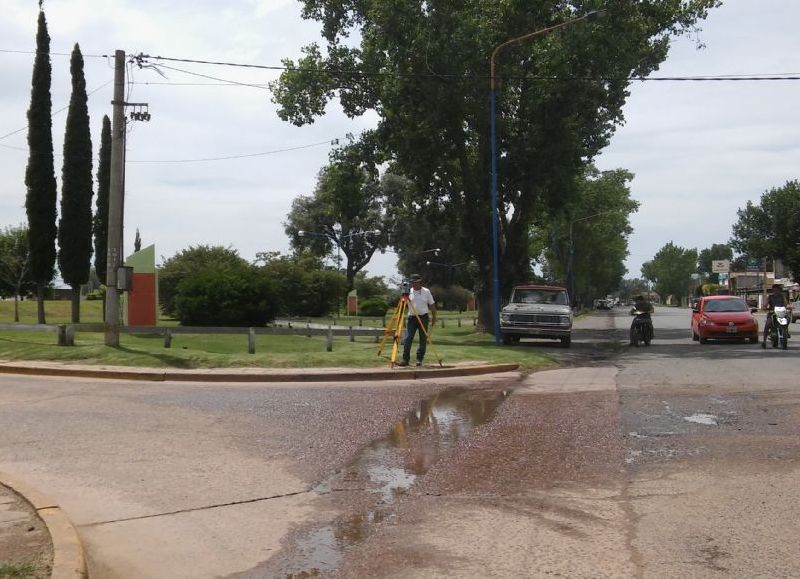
[766,306,790,350]
[629,309,654,347]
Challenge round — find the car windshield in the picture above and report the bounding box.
[513,289,568,305]
[704,299,748,313]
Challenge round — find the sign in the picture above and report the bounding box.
[711,259,730,273]
[745,257,763,272]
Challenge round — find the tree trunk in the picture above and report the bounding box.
[36,284,46,324]
[13,296,20,323]
[71,286,81,323]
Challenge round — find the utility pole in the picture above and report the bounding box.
[105,50,125,346]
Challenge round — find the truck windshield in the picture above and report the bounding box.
[513,290,568,305]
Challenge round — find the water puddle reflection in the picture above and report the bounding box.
[286,387,511,577]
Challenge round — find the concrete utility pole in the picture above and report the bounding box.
[105,50,126,346]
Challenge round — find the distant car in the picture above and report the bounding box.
[691,296,759,344]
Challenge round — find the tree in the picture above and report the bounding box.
[697,243,733,284]
[646,242,698,304]
[271,0,720,331]
[730,181,800,282]
[158,245,250,318]
[24,8,58,324]
[285,145,389,292]
[134,228,142,252]
[58,43,94,323]
[256,251,345,317]
[532,166,638,306]
[94,115,111,286]
[0,225,37,322]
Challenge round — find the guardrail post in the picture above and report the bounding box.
[358,318,363,327]
[306,323,312,338]
[65,325,76,346]
[326,327,333,351]
[440,319,445,329]
[57,324,67,346]
[349,326,355,342]
[248,328,256,354]
[458,317,462,327]
[163,329,172,348]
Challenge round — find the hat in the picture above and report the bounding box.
[409,274,422,282]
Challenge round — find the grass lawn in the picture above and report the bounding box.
[0,300,555,371]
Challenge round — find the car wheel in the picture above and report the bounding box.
[692,331,699,341]
[749,336,759,344]
[699,336,708,344]
[502,334,513,346]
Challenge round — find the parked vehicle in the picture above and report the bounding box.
[500,284,572,348]
[764,306,790,350]
[791,299,800,323]
[691,296,759,344]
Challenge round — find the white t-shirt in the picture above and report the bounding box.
[408,286,435,316]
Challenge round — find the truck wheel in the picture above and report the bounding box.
[560,336,571,348]
[502,334,513,346]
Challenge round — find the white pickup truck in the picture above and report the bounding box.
[499,284,573,348]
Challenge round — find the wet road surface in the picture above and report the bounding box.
[1,306,799,577]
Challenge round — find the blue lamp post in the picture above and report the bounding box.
[489,9,605,344]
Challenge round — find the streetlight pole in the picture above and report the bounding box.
[567,208,617,308]
[489,10,604,343]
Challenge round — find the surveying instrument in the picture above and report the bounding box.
[377,278,443,367]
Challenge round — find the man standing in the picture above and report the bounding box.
[399,274,437,367]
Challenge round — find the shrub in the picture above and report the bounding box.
[359,297,388,316]
[174,268,279,326]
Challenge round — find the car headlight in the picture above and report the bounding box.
[700,317,714,326]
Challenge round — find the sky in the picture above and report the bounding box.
[1,0,799,285]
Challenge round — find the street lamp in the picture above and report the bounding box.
[489,9,605,344]
[567,209,618,307]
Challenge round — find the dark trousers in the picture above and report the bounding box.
[403,314,429,362]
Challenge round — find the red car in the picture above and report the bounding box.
[691,296,759,344]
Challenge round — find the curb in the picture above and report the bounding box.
[0,472,87,579]
[0,362,519,382]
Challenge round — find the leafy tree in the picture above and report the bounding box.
[353,271,389,301]
[134,228,142,252]
[174,267,279,327]
[24,8,58,324]
[285,145,389,293]
[533,166,638,306]
[158,245,250,317]
[730,181,800,282]
[646,242,698,304]
[271,0,719,330]
[256,251,345,317]
[619,278,649,302]
[0,225,37,321]
[94,115,111,286]
[697,243,733,284]
[58,43,94,323]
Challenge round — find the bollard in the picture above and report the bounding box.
[326,327,333,351]
[57,325,67,346]
[358,318,363,327]
[382,315,386,327]
[458,317,462,327]
[440,319,445,329]
[306,323,312,338]
[163,329,172,348]
[349,326,355,342]
[248,328,256,354]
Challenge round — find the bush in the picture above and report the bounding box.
[174,268,279,326]
[359,297,388,316]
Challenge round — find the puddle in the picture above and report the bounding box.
[684,413,718,426]
[286,387,511,576]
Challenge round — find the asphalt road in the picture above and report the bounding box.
[0,306,798,577]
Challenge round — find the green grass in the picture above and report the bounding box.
[0,301,555,371]
[0,563,37,578]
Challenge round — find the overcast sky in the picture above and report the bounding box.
[1,1,799,285]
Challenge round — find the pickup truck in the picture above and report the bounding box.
[499,284,573,347]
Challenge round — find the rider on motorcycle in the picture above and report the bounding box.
[762,283,788,348]
[630,294,654,346]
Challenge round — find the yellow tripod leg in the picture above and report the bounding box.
[405,299,444,367]
[376,298,405,358]
[390,300,408,366]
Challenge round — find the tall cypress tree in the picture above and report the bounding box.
[24,7,58,324]
[58,43,94,323]
[94,114,111,287]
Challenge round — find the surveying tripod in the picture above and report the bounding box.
[377,290,442,367]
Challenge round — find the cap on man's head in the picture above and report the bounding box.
[409,274,422,282]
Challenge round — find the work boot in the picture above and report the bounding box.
[397,360,409,367]
[415,360,423,367]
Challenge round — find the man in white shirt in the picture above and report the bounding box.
[398,274,437,367]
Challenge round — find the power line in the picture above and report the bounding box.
[126,139,340,163]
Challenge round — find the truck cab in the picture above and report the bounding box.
[499,284,573,348]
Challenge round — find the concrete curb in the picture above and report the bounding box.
[0,362,519,382]
[0,472,87,579]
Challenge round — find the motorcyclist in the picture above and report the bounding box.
[630,294,654,345]
[762,283,788,348]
